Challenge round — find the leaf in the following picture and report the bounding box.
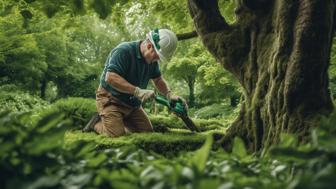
[279,133,298,148]
[232,137,247,159]
[88,153,107,167]
[62,173,93,188]
[192,134,213,172]
[27,176,60,189]
[269,147,324,162]
[35,111,65,132]
[181,167,194,180]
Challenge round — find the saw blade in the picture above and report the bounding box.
[180,115,200,132]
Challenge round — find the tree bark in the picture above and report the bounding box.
[188,0,335,151]
[176,30,198,41]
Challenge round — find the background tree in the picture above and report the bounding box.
[0,7,46,94]
[167,57,201,107]
[197,61,241,107]
[188,0,335,151]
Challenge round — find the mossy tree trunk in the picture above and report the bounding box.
[188,0,335,151]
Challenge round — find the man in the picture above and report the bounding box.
[85,29,186,137]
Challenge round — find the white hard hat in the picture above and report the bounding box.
[147,29,178,62]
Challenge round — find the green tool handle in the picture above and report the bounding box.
[154,95,199,132]
[154,95,187,116]
[154,95,170,107]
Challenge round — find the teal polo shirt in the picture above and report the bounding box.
[100,41,161,107]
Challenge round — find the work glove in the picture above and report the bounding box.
[166,91,188,111]
[134,87,155,102]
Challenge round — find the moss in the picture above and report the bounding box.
[150,114,228,131]
[64,129,226,155]
[32,98,228,132]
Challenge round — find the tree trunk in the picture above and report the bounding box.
[230,95,238,107]
[188,0,335,151]
[40,79,47,99]
[187,77,195,107]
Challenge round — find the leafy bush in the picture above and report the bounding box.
[1,109,336,189]
[193,103,239,119]
[34,97,96,129]
[32,97,228,132]
[0,87,48,112]
[0,111,70,189]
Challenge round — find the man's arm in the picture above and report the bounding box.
[152,76,188,108]
[105,72,136,94]
[152,76,171,97]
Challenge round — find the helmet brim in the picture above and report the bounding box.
[148,33,167,62]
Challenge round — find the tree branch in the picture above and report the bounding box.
[187,0,249,77]
[188,0,229,35]
[176,31,198,41]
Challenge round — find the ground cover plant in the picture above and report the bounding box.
[1,108,336,189]
[2,0,336,188]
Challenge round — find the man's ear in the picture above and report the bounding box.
[147,42,153,51]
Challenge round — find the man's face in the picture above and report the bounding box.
[145,43,160,64]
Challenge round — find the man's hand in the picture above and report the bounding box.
[166,92,188,110]
[134,87,155,102]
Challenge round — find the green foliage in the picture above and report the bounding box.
[149,114,229,131]
[263,112,336,188]
[0,111,70,189]
[197,59,241,105]
[35,97,96,129]
[232,137,247,159]
[167,56,202,107]
[219,0,236,23]
[65,129,217,155]
[90,0,115,19]
[2,0,336,188]
[2,106,336,189]
[192,135,213,172]
[329,37,336,98]
[193,102,239,120]
[0,86,48,112]
[0,8,46,91]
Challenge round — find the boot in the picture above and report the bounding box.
[83,112,100,132]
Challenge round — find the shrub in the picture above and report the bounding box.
[34,97,96,129]
[0,87,48,112]
[2,108,336,189]
[34,98,229,132]
[193,103,238,119]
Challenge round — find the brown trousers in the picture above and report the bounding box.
[94,87,153,137]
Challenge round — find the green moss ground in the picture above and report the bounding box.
[65,128,226,155]
[38,97,230,155]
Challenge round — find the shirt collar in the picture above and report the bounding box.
[136,40,142,59]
